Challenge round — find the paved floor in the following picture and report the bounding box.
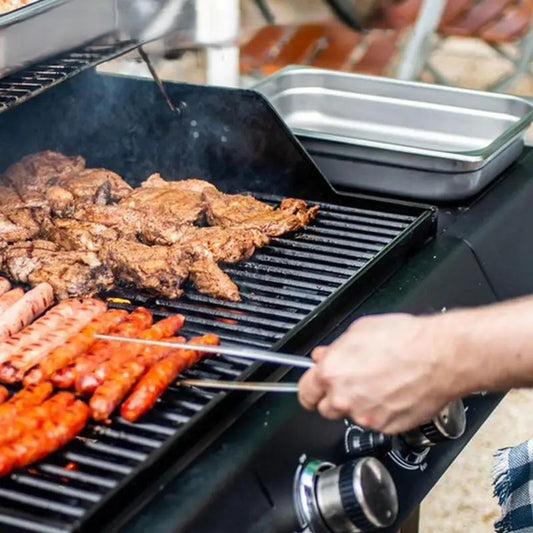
[102,2,533,531]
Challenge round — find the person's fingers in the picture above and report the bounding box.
[311,346,327,362]
[317,395,344,420]
[298,368,326,411]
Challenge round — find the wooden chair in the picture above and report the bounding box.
[377,0,533,90]
[240,0,533,91]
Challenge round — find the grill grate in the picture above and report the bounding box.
[0,195,434,532]
[0,41,138,114]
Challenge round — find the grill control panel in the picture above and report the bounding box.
[344,399,466,468]
[294,457,398,533]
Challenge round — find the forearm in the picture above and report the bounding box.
[433,295,533,395]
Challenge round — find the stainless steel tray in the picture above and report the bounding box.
[254,67,533,201]
[0,0,117,78]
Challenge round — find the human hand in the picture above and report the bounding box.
[298,313,463,434]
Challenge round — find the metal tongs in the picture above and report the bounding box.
[94,334,313,393]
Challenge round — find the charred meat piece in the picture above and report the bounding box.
[0,185,26,212]
[46,168,132,216]
[180,225,270,264]
[121,174,216,226]
[72,204,186,245]
[203,188,274,226]
[0,211,40,243]
[2,240,114,299]
[42,218,119,252]
[189,257,240,301]
[203,189,319,236]
[101,239,192,299]
[3,151,85,206]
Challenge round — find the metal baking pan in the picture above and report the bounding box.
[0,0,117,78]
[254,66,533,201]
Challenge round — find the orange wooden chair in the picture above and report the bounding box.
[376,0,533,90]
[240,0,533,91]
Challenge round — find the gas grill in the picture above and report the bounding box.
[0,37,532,533]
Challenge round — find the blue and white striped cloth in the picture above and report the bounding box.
[493,440,533,533]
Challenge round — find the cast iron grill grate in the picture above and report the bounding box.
[0,41,138,114]
[0,195,434,532]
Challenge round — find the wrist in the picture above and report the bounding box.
[422,311,483,398]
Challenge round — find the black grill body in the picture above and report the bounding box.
[125,147,533,533]
[0,72,438,532]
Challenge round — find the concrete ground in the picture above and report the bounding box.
[102,2,533,531]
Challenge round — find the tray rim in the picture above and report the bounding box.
[253,66,533,170]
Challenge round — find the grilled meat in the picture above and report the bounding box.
[0,206,46,243]
[203,188,274,226]
[0,298,107,384]
[101,240,192,298]
[180,226,270,264]
[53,307,153,390]
[24,309,129,387]
[3,151,85,206]
[42,218,119,252]
[0,283,54,343]
[2,241,114,299]
[90,334,186,422]
[78,314,185,396]
[203,189,319,236]
[0,185,26,212]
[47,168,132,216]
[56,168,132,203]
[72,204,187,245]
[121,174,215,226]
[189,257,240,301]
[0,396,89,476]
[120,333,220,422]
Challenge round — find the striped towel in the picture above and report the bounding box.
[493,440,533,532]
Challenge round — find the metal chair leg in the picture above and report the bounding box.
[396,0,446,81]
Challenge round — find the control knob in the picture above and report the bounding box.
[294,457,398,533]
[400,399,466,451]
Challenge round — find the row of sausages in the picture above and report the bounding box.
[0,278,220,476]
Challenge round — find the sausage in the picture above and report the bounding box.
[79,314,185,395]
[0,293,84,365]
[0,300,107,383]
[0,392,75,447]
[0,283,54,342]
[0,385,9,404]
[0,397,88,476]
[90,335,186,422]
[0,288,24,316]
[0,381,53,426]
[120,333,220,422]
[52,307,153,389]
[24,309,129,387]
[0,277,10,296]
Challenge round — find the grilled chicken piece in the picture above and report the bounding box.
[42,218,119,252]
[3,151,85,206]
[2,240,114,299]
[189,257,240,301]
[180,225,270,264]
[203,189,319,236]
[101,239,192,298]
[121,174,216,226]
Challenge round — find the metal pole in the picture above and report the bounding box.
[396,0,446,81]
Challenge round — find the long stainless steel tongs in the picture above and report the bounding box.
[94,334,313,393]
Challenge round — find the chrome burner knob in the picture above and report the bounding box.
[294,458,398,533]
[401,399,466,450]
